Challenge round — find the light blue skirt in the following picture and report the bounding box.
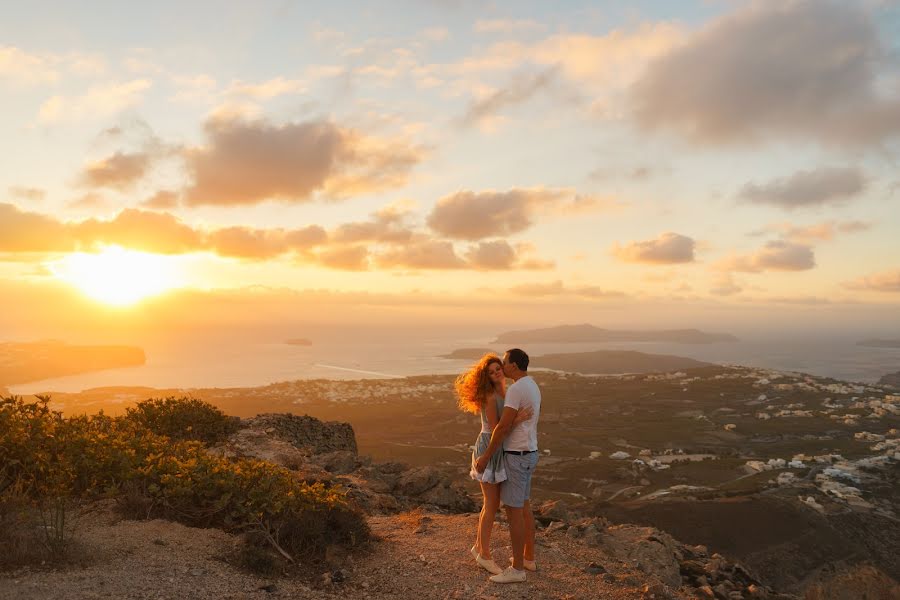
[470,432,507,484]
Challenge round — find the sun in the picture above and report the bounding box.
[51,246,185,306]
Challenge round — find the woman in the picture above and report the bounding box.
[455,353,531,575]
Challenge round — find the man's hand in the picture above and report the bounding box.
[475,454,488,473]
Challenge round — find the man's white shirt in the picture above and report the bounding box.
[503,375,541,452]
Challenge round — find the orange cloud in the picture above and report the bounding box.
[81,151,152,189]
[844,269,900,292]
[718,240,815,273]
[183,116,422,206]
[613,232,695,265]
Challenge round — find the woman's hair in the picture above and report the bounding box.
[455,353,502,414]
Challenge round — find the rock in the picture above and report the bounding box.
[642,582,674,599]
[610,451,631,460]
[698,585,716,598]
[396,466,441,496]
[584,561,606,575]
[600,525,682,588]
[419,480,475,512]
[566,525,581,539]
[311,450,359,474]
[246,413,357,455]
[536,499,571,522]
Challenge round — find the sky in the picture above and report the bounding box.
[1,0,899,340]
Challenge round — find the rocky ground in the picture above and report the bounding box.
[0,499,789,600]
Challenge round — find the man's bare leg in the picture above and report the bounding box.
[505,506,525,570]
[523,499,535,562]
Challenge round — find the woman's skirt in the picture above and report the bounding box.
[470,431,507,484]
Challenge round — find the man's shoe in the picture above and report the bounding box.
[470,545,479,560]
[510,557,537,571]
[489,566,527,583]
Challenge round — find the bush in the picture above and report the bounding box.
[0,395,370,568]
[124,397,240,445]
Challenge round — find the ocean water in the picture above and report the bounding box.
[7,334,900,395]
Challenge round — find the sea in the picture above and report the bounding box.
[7,332,900,395]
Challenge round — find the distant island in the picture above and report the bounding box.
[440,348,711,374]
[858,339,900,349]
[440,348,498,360]
[492,324,737,344]
[285,338,313,346]
[535,350,711,374]
[879,370,900,389]
[0,340,145,387]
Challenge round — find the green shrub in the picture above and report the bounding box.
[124,396,240,445]
[0,395,370,568]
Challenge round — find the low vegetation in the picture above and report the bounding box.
[0,395,368,571]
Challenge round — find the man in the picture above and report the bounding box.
[475,348,541,584]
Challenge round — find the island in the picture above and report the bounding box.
[858,339,900,349]
[879,370,900,389]
[0,340,146,387]
[492,324,738,344]
[439,348,498,360]
[285,338,313,346]
[534,349,711,374]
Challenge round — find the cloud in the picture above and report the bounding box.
[8,186,45,202]
[226,77,306,99]
[631,1,900,145]
[142,190,180,209]
[844,269,900,292]
[460,67,558,126]
[0,47,103,86]
[613,232,695,264]
[474,19,545,34]
[183,116,421,206]
[81,151,152,190]
[74,209,203,255]
[206,227,289,260]
[764,220,871,243]
[374,239,466,270]
[510,280,565,296]
[38,79,151,123]
[720,240,816,273]
[331,205,415,244]
[710,274,742,296]
[508,280,627,298]
[0,203,73,252]
[426,188,607,240]
[465,240,516,270]
[316,245,369,271]
[739,167,865,209]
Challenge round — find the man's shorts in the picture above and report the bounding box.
[500,451,539,508]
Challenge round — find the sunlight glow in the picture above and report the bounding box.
[50,246,184,306]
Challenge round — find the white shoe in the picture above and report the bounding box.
[471,545,502,575]
[511,557,537,571]
[490,566,527,583]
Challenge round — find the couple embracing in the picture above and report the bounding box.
[455,348,541,584]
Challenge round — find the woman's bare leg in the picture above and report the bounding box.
[477,481,501,559]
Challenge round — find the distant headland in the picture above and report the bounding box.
[858,338,900,349]
[492,324,738,344]
[441,348,712,374]
[0,340,145,387]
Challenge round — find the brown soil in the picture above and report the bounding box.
[0,502,663,600]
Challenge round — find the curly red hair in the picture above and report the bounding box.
[455,353,502,414]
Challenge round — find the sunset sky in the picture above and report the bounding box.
[2,1,899,338]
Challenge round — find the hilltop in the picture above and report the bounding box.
[5,364,899,597]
